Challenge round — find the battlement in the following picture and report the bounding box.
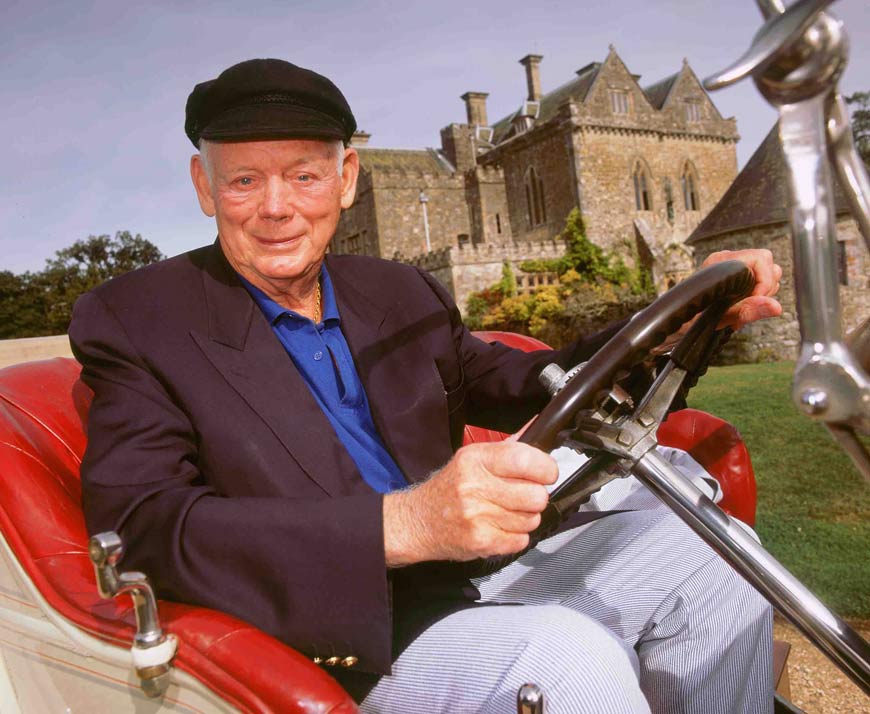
[406,240,566,271]
[370,172,464,189]
[474,164,504,180]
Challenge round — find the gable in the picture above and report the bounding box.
[582,48,655,120]
[658,63,725,123]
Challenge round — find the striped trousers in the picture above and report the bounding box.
[361,451,774,714]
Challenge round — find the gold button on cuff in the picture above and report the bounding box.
[324,656,341,667]
[340,656,359,668]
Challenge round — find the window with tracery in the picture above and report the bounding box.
[681,162,700,211]
[524,167,547,227]
[632,162,652,211]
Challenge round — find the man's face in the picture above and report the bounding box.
[190,138,359,291]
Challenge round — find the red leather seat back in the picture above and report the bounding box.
[657,408,756,525]
[0,358,357,713]
[465,332,757,526]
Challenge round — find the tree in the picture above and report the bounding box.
[1,231,164,338]
[845,91,870,168]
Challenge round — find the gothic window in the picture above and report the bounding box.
[346,234,361,255]
[664,179,675,224]
[457,233,470,247]
[681,162,700,211]
[524,167,547,227]
[496,213,502,234]
[610,89,630,115]
[684,100,702,122]
[632,162,652,211]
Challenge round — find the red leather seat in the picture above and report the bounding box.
[0,357,357,714]
[466,331,757,526]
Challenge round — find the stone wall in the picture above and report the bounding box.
[408,240,566,313]
[340,170,470,260]
[574,127,737,263]
[691,217,869,363]
[333,171,378,256]
[485,122,577,245]
[465,165,513,246]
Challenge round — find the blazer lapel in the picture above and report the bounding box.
[328,257,454,484]
[191,244,361,497]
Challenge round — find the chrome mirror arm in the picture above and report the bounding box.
[704,0,870,479]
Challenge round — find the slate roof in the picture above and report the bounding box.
[357,148,454,174]
[688,124,849,243]
[491,62,601,144]
[643,72,679,110]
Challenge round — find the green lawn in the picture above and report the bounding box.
[688,361,870,618]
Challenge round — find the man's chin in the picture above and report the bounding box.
[251,256,321,284]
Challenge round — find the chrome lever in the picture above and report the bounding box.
[89,531,177,698]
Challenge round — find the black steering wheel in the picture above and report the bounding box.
[466,260,756,577]
[520,260,755,451]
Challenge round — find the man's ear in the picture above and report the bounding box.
[340,147,360,210]
[190,154,216,217]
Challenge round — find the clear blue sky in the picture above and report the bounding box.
[2,0,867,274]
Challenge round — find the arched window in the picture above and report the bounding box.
[524,167,547,227]
[681,162,700,211]
[663,178,675,224]
[632,161,652,211]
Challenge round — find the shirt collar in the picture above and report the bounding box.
[238,266,340,326]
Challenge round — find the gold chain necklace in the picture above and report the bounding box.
[314,281,322,323]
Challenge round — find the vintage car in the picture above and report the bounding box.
[0,331,769,713]
[0,0,868,711]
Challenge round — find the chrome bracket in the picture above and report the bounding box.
[88,531,177,698]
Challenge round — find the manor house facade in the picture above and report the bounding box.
[332,47,740,311]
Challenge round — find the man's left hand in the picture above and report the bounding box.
[701,248,783,331]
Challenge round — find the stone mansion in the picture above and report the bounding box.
[331,47,740,311]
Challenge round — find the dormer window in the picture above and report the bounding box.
[632,162,652,211]
[610,89,630,115]
[684,100,702,122]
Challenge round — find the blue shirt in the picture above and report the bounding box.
[239,268,408,494]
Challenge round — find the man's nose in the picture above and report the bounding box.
[259,177,295,220]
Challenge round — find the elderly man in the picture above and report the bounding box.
[70,59,782,713]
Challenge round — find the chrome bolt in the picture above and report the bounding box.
[539,363,568,396]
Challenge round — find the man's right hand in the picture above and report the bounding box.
[383,441,558,567]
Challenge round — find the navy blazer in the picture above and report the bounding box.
[69,242,623,689]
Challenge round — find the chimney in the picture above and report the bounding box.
[461,92,489,127]
[350,131,371,147]
[519,54,543,102]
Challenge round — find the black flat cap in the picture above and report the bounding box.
[184,58,356,148]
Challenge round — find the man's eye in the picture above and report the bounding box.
[236,177,254,187]
[297,174,312,183]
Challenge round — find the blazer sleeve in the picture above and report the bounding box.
[69,290,395,675]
